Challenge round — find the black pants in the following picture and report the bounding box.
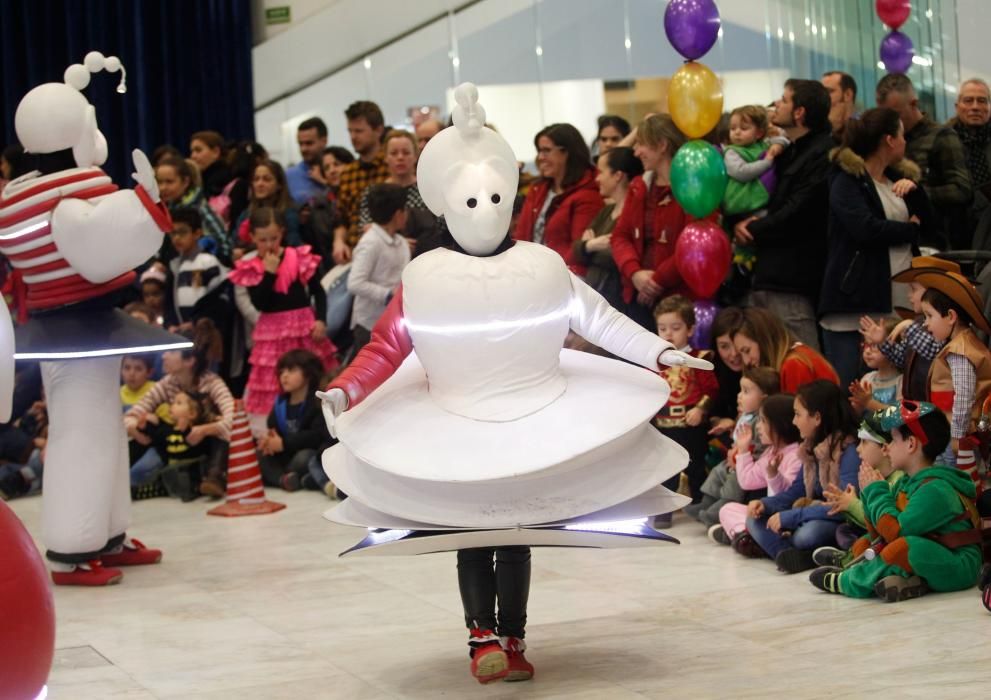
[660,425,709,503]
[457,546,531,639]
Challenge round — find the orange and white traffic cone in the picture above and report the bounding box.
[207,401,286,517]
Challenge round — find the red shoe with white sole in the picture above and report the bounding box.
[468,628,508,684]
[501,637,534,682]
[100,538,162,567]
[51,560,123,586]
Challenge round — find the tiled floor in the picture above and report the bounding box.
[9,492,989,699]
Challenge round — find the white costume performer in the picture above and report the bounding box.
[321,84,709,551]
[0,52,190,586]
[319,84,712,683]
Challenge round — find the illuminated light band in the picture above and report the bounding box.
[562,518,649,535]
[402,302,574,336]
[14,340,193,360]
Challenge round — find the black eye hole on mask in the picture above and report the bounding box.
[491,193,501,204]
[467,197,477,208]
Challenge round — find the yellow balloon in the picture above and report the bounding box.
[668,61,723,139]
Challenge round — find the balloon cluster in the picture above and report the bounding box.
[664,0,730,331]
[877,0,914,74]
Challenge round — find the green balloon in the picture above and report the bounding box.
[670,140,727,218]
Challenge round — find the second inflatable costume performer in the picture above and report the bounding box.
[318,84,712,683]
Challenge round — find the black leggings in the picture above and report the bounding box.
[457,546,531,639]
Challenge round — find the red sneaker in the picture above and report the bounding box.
[501,637,534,682]
[468,628,508,684]
[100,538,163,567]
[51,560,123,586]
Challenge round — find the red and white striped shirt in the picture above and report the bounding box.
[0,167,168,311]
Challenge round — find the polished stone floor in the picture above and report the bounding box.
[9,491,988,699]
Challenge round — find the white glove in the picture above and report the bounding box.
[316,388,349,438]
[131,149,159,203]
[659,349,714,371]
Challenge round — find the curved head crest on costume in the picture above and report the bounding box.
[416,82,519,256]
[14,51,127,168]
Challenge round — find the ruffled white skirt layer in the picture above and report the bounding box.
[323,350,691,555]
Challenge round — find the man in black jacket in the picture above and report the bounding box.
[734,79,834,352]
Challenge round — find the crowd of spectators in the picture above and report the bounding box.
[2,70,990,604]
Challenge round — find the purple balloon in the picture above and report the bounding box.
[664,0,721,61]
[690,299,720,350]
[880,31,914,74]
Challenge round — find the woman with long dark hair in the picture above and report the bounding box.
[818,108,934,388]
[514,123,603,272]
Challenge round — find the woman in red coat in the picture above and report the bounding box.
[514,123,603,273]
[610,114,695,330]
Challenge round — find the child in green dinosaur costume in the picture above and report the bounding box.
[809,400,982,602]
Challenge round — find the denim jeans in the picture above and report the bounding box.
[745,515,838,559]
[306,452,329,489]
[258,448,317,487]
[130,447,164,487]
[821,328,863,391]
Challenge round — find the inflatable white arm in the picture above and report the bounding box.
[52,187,166,284]
[0,300,13,422]
[568,272,671,369]
[568,273,713,371]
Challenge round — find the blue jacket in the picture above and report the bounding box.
[761,442,859,530]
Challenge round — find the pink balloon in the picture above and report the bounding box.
[674,221,731,300]
[876,0,911,29]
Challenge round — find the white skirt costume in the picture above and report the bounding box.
[323,242,691,556]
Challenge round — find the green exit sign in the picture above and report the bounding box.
[265,6,291,24]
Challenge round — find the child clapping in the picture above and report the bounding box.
[689,366,779,527]
[849,326,903,415]
[711,394,803,546]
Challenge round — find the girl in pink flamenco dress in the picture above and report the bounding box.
[229,206,338,417]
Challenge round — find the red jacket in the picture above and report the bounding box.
[514,169,602,274]
[779,344,839,393]
[610,173,711,304]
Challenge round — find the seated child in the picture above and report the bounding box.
[132,390,214,502]
[120,354,170,464]
[809,401,983,602]
[257,349,331,491]
[861,256,957,401]
[740,380,860,573]
[849,321,903,414]
[653,294,719,525]
[711,394,803,546]
[813,410,906,565]
[690,366,779,527]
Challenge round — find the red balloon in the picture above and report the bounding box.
[0,501,55,700]
[674,221,731,300]
[876,0,911,29]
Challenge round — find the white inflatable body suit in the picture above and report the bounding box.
[320,84,711,555]
[0,53,189,566]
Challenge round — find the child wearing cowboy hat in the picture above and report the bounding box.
[859,255,960,402]
[915,270,991,476]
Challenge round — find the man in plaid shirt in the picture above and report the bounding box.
[333,100,389,264]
